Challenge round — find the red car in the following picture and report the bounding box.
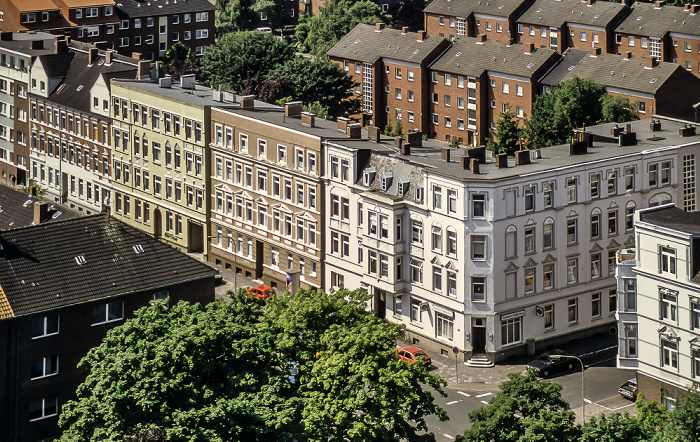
[396,346,432,367]
[246,285,276,300]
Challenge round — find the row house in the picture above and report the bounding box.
[110,76,229,253]
[424,0,531,43]
[209,101,324,289]
[515,0,628,54]
[327,23,450,132]
[325,116,700,364]
[0,32,57,188]
[540,48,700,122]
[614,2,700,79]
[29,39,142,214]
[427,36,559,146]
[0,210,217,442]
[616,205,700,410]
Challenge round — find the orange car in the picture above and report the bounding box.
[246,285,276,300]
[396,346,432,367]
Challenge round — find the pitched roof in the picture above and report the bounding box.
[115,0,214,18]
[540,48,681,94]
[0,214,218,317]
[615,2,700,38]
[517,0,627,28]
[424,0,528,19]
[0,184,80,230]
[429,36,559,77]
[59,0,115,6]
[326,23,448,64]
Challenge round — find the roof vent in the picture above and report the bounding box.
[75,255,86,265]
[133,244,145,254]
[180,74,196,89]
[159,76,172,88]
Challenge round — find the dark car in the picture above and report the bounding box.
[618,379,638,400]
[526,349,577,378]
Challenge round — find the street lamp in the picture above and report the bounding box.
[550,355,586,424]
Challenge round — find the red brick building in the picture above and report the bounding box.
[327,23,449,132]
[428,36,560,146]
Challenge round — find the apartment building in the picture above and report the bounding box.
[0,212,217,442]
[423,0,532,43]
[614,2,700,78]
[515,0,628,53]
[427,36,560,146]
[209,101,325,289]
[325,116,699,363]
[540,48,700,121]
[28,39,142,214]
[110,76,230,253]
[0,32,58,188]
[616,205,700,409]
[327,23,450,131]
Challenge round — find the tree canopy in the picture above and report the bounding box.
[487,110,523,156]
[59,289,447,442]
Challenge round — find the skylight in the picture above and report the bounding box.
[52,211,62,219]
[76,85,83,91]
[75,255,86,265]
[23,199,32,207]
[133,244,145,254]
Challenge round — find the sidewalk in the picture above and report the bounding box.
[186,253,262,300]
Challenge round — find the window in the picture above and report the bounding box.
[472,276,486,301]
[660,246,677,275]
[543,263,554,290]
[661,161,671,185]
[662,340,679,370]
[567,218,577,244]
[472,194,485,217]
[524,267,535,294]
[31,355,59,379]
[411,260,423,283]
[501,316,522,346]
[625,203,635,231]
[92,301,124,325]
[530,26,535,36]
[624,324,637,357]
[447,229,457,256]
[566,178,577,203]
[31,314,59,338]
[625,166,635,190]
[590,211,601,239]
[278,144,286,163]
[568,298,578,324]
[608,210,618,235]
[610,289,618,313]
[411,299,422,322]
[660,288,678,322]
[447,189,457,213]
[543,182,553,207]
[590,172,600,198]
[432,226,442,252]
[432,266,442,291]
[433,185,442,209]
[592,292,602,318]
[505,226,517,258]
[30,397,57,421]
[502,82,509,94]
[471,235,486,259]
[567,258,578,285]
[412,220,423,244]
[524,187,534,212]
[692,301,700,329]
[649,163,658,186]
[524,227,535,254]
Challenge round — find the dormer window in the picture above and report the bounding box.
[21,12,36,23]
[380,172,393,191]
[86,7,98,18]
[397,178,409,196]
[362,167,376,187]
[75,9,82,19]
[104,5,113,16]
[415,183,424,203]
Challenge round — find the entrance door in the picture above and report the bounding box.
[472,318,487,354]
[255,240,264,279]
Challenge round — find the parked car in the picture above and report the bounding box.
[618,379,638,400]
[246,285,276,301]
[396,346,432,367]
[255,27,272,33]
[526,349,576,377]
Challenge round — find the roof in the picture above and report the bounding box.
[540,48,681,94]
[60,0,115,6]
[424,0,528,19]
[0,184,80,230]
[0,214,218,317]
[517,0,627,28]
[0,32,61,57]
[113,78,244,109]
[639,206,700,236]
[326,23,448,64]
[115,0,215,18]
[429,36,559,78]
[10,0,58,11]
[616,2,700,38]
[0,0,71,32]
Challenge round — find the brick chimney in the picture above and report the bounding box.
[417,30,426,41]
[655,0,663,7]
[368,125,381,142]
[337,116,350,132]
[376,22,385,32]
[402,26,409,34]
[625,51,632,59]
[692,4,699,14]
[54,36,67,53]
[346,123,361,138]
[136,60,150,80]
[587,0,595,4]
[470,158,480,174]
[105,50,114,64]
[240,95,255,108]
[591,46,601,56]
[476,34,487,44]
[645,56,657,68]
[285,101,302,117]
[34,202,48,225]
[301,111,315,127]
[88,47,99,65]
[524,42,535,54]
[131,52,142,60]
[442,148,451,162]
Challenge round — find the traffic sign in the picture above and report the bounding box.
[452,346,460,355]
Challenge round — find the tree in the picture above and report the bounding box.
[252,0,292,29]
[636,393,669,433]
[388,0,427,31]
[580,413,652,442]
[655,389,700,442]
[162,41,194,64]
[456,370,579,442]
[244,75,294,104]
[200,31,294,92]
[601,94,639,124]
[161,42,198,81]
[215,0,259,32]
[487,111,523,156]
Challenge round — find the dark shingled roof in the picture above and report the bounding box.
[640,206,700,236]
[327,23,448,64]
[0,185,80,230]
[616,2,700,38]
[518,0,627,28]
[430,36,559,77]
[424,0,528,18]
[0,214,218,317]
[115,0,214,18]
[540,48,681,94]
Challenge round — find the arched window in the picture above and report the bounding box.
[505,225,517,258]
[591,208,602,239]
[625,201,636,231]
[431,225,442,252]
[543,218,554,250]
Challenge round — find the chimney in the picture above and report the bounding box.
[621,0,627,5]
[401,143,411,155]
[54,36,68,53]
[240,94,255,108]
[417,30,426,41]
[337,116,350,131]
[180,73,196,89]
[497,153,509,168]
[402,26,409,34]
[625,51,632,59]
[468,146,487,164]
[394,136,404,150]
[591,46,601,56]
[137,60,150,80]
[524,43,535,54]
[650,119,661,131]
[476,34,487,44]
[470,158,480,174]
[406,130,422,147]
[131,52,142,60]
[460,156,470,170]
[442,148,451,162]
[347,123,362,138]
[0,32,12,41]
[655,0,663,7]
[587,0,595,4]
[645,56,657,68]
[30,39,44,50]
[692,4,699,14]
[95,41,109,50]
[679,124,696,137]
[105,50,114,64]
[684,3,690,10]
[368,125,381,142]
[88,47,99,65]
[301,111,315,127]
[515,150,531,165]
[285,101,303,117]
[34,201,48,225]
[376,22,385,32]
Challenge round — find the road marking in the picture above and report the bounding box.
[480,400,489,405]
[446,400,461,405]
[457,391,471,397]
[476,392,492,398]
[584,398,592,404]
[443,434,455,440]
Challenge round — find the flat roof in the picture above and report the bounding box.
[112,79,244,108]
[640,206,700,236]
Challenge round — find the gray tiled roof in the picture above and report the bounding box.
[115,0,215,18]
[429,37,560,77]
[424,0,529,18]
[326,23,448,64]
[517,0,627,28]
[0,214,218,317]
[540,48,680,94]
[615,2,700,38]
[0,184,80,230]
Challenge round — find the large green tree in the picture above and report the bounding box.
[487,110,523,156]
[655,389,700,442]
[456,370,579,442]
[200,31,294,92]
[580,413,653,442]
[59,289,448,442]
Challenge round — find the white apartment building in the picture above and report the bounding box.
[616,204,700,408]
[326,118,700,363]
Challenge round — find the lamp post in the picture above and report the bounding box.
[550,355,586,424]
